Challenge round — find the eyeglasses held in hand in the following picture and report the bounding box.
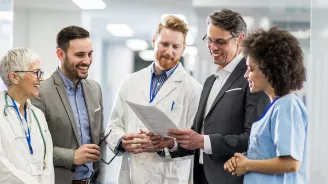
[98,129,119,165]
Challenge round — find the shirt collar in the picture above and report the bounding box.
[214,53,243,77]
[57,68,81,90]
[151,62,179,78]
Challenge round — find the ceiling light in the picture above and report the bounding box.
[0,11,13,22]
[106,24,134,37]
[126,39,149,51]
[161,14,188,25]
[139,50,154,61]
[72,0,106,10]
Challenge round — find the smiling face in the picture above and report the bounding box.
[57,37,93,82]
[244,57,270,93]
[152,27,185,70]
[16,60,44,98]
[206,24,243,68]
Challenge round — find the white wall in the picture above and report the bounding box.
[106,44,134,104]
[0,0,13,90]
[308,4,328,183]
[13,8,81,78]
[101,43,133,184]
[0,19,11,90]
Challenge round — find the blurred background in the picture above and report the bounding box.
[0,0,327,183]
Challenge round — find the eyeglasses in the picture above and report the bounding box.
[14,69,44,79]
[98,129,119,165]
[202,35,235,46]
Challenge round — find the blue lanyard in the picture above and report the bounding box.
[10,97,33,155]
[258,96,279,120]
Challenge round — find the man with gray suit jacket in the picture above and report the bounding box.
[149,9,270,184]
[32,26,105,184]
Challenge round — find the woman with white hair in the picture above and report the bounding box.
[0,48,54,184]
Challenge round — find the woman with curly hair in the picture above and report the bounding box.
[223,26,308,184]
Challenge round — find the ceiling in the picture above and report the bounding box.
[13,0,313,44]
[84,0,197,42]
[14,0,79,10]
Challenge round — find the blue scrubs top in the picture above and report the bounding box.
[244,94,309,184]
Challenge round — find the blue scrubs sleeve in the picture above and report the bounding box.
[270,100,306,162]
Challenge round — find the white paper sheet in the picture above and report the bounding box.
[126,101,178,137]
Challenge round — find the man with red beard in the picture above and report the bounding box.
[105,16,202,184]
[31,26,106,184]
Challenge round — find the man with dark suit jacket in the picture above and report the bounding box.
[31,26,105,184]
[148,9,270,184]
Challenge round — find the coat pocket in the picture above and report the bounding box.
[133,153,193,183]
[163,156,193,181]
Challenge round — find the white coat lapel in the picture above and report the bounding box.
[141,65,152,102]
[151,64,184,105]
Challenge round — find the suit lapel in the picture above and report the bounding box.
[82,80,96,144]
[206,58,247,117]
[53,72,81,145]
[151,64,184,105]
[196,75,216,132]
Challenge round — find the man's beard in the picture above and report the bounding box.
[156,53,180,70]
[63,56,89,80]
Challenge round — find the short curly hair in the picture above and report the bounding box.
[242,26,306,96]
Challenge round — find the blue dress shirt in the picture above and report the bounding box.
[149,62,179,103]
[57,69,93,180]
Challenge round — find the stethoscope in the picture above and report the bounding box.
[3,92,47,169]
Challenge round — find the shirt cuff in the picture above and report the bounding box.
[202,135,212,154]
[115,137,126,154]
[168,139,178,152]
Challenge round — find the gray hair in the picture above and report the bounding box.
[0,48,40,87]
[206,9,247,36]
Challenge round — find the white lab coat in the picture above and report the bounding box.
[106,64,202,184]
[0,91,54,184]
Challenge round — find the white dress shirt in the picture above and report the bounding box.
[168,54,244,164]
[199,53,243,164]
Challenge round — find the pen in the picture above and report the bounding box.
[171,101,175,111]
